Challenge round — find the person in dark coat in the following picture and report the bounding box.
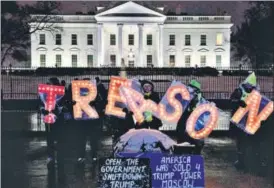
[76,77,108,163]
[176,80,205,155]
[229,72,258,170]
[39,77,64,168]
[136,80,162,130]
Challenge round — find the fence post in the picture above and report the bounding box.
[9,64,12,99]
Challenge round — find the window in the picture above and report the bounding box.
[87,34,93,45]
[40,54,46,67]
[200,35,206,46]
[147,34,152,45]
[169,55,175,67]
[87,55,93,67]
[200,55,206,67]
[39,34,45,45]
[72,55,77,67]
[147,55,153,67]
[185,35,191,46]
[185,55,191,67]
[216,55,222,68]
[71,34,77,45]
[110,34,116,45]
[128,34,134,45]
[216,33,223,46]
[110,55,116,66]
[169,35,175,46]
[55,55,62,67]
[55,34,61,45]
[128,61,134,67]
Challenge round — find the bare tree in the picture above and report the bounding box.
[1,1,62,65]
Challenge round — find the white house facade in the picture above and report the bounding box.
[30,1,233,68]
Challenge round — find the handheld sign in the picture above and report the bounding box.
[105,76,142,119]
[99,158,151,188]
[231,90,273,134]
[186,100,219,140]
[117,153,205,188]
[71,80,99,120]
[38,84,65,124]
[159,81,191,125]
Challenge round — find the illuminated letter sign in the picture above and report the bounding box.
[186,103,219,139]
[120,86,158,124]
[105,76,132,118]
[159,81,191,124]
[38,84,65,124]
[71,80,99,120]
[231,90,273,134]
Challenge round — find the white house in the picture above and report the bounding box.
[30,1,233,68]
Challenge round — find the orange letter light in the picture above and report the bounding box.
[186,103,219,139]
[71,80,99,119]
[38,84,65,124]
[159,84,191,123]
[105,76,132,118]
[231,90,273,134]
[120,86,158,124]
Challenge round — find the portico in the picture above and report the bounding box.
[94,1,166,67]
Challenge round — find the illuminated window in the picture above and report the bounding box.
[56,54,61,67]
[216,55,222,68]
[200,55,206,67]
[147,34,152,45]
[55,34,61,45]
[87,34,93,45]
[110,34,116,45]
[87,55,93,67]
[72,55,77,67]
[169,55,175,67]
[128,34,134,45]
[200,35,206,46]
[40,54,46,67]
[110,55,116,66]
[216,33,223,46]
[39,34,45,45]
[169,35,175,46]
[185,35,191,46]
[147,55,153,67]
[71,34,77,45]
[185,55,191,67]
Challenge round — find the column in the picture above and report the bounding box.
[117,23,123,67]
[138,24,144,67]
[97,23,104,67]
[158,24,164,67]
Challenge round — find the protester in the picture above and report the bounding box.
[39,77,64,168]
[136,80,162,130]
[229,72,258,170]
[176,80,205,154]
[76,77,108,163]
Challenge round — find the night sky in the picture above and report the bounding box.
[17,1,252,31]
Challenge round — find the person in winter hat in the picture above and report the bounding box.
[176,79,205,154]
[136,80,162,130]
[229,72,258,171]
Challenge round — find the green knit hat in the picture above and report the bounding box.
[243,72,257,86]
[189,80,201,90]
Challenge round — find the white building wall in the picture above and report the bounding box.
[30,15,232,68]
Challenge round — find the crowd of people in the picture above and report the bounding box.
[39,73,273,181]
[39,77,205,169]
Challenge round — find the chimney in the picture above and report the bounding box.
[97,7,105,11]
[82,2,88,14]
[157,7,164,12]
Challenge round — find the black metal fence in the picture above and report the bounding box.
[1,67,274,100]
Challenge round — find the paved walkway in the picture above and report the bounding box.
[1,134,273,188]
